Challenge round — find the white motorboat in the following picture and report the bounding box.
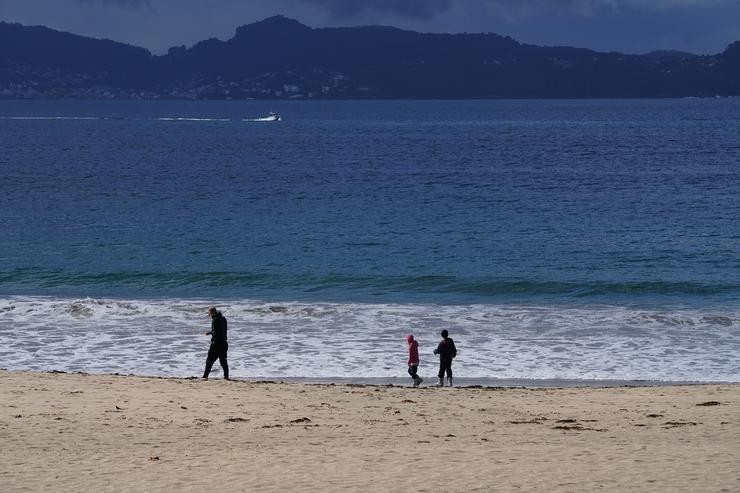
[257,112,281,122]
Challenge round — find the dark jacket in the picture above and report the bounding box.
[434,337,457,361]
[208,312,228,346]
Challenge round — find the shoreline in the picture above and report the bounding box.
[4,368,731,388]
[256,376,731,388]
[2,369,738,491]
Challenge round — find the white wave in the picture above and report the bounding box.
[0,296,738,382]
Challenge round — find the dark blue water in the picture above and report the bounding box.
[1,99,739,381]
[2,99,739,305]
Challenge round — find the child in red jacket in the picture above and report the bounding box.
[406,334,423,387]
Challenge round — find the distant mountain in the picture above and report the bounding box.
[2,16,739,99]
[643,50,699,60]
[0,21,153,97]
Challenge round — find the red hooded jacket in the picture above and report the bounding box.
[407,334,419,366]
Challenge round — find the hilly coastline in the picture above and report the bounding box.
[1,15,739,99]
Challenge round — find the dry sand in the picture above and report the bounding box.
[0,370,738,492]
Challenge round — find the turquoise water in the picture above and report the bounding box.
[1,99,738,381]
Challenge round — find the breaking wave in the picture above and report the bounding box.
[0,296,737,382]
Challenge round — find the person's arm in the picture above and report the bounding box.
[217,318,226,340]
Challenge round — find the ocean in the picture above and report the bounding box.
[1,99,738,382]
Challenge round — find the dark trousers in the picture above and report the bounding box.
[203,343,229,379]
[438,359,452,379]
[408,365,419,380]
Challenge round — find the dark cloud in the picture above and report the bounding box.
[302,0,452,20]
[474,0,740,54]
[297,0,731,20]
[447,0,730,18]
[76,0,153,9]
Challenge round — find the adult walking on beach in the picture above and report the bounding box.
[406,334,423,387]
[433,330,457,387]
[203,306,229,380]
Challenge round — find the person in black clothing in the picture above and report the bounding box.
[202,306,229,380]
[433,329,457,387]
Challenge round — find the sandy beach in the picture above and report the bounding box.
[0,370,738,492]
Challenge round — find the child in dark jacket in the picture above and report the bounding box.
[433,329,457,387]
[406,334,423,387]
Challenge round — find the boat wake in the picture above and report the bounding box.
[3,115,280,122]
[156,117,231,122]
[0,116,108,120]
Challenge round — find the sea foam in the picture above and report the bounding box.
[0,296,737,382]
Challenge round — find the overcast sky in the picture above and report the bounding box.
[1,0,739,55]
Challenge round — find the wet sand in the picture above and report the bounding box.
[1,370,738,492]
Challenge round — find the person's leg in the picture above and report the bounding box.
[445,361,453,386]
[203,346,217,379]
[218,345,229,380]
[437,361,445,386]
[410,365,423,387]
